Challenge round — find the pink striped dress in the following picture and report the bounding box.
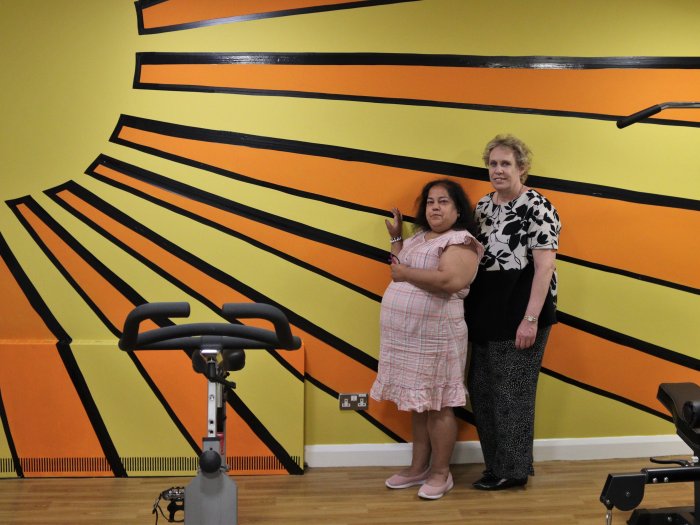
[370,229,483,412]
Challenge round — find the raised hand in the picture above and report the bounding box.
[385,207,403,238]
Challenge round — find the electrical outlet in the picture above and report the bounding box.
[338,393,369,411]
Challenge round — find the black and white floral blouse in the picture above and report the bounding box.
[465,189,562,342]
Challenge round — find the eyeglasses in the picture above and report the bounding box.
[388,253,401,265]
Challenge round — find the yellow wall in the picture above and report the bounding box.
[1,0,699,476]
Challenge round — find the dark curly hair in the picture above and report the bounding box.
[413,179,477,236]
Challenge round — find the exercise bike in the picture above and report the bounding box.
[600,382,700,524]
[119,301,302,525]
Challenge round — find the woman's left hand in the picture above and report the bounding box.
[390,262,408,282]
[515,319,537,350]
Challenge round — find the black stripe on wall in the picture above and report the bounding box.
[111,114,700,212]
[557,254,698,296]
[542,367,671,422]
[227,389,304,474]
[557,311,700,371]
[137,52,700,69]
[136,1,419,35]
[0,387,22,477]
[125,351,202,456]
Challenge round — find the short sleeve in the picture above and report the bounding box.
[438,230,485,263]
[527,194,561,250]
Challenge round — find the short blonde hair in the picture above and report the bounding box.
[482,134,533,183]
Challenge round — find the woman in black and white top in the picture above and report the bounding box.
[465,134,561,491]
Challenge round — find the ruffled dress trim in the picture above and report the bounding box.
[370,379,466,413]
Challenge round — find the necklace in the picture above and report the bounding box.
[494,185,526,205]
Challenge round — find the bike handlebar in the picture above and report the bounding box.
[118,302,302,352]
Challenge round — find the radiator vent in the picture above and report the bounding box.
[2,455,302,474]
[18,456,112,473]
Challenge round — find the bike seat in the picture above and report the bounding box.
[657,382,700,453]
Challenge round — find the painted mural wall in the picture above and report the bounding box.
[0,0,698,477]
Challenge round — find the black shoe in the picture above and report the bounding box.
[473,477,527,491]
[472,472,498,488]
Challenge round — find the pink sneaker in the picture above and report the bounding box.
[417,472,454,500]
[385,468,430,489]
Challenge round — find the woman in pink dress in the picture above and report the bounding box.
[370,179,483,500]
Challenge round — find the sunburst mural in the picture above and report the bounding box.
[1,0,699,479]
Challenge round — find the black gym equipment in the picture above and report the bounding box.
[119,301,302,525]
[604,102,700,522]
[600,383,700,524]
[616,101,700,128]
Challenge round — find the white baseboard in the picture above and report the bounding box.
[305,435,692,468]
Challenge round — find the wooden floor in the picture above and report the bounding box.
[0,458,696,524]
